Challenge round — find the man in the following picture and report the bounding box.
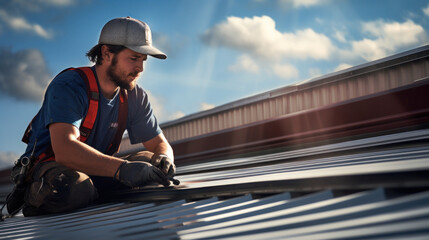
[10,17,176,216]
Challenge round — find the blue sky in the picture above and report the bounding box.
[0,0,428,169]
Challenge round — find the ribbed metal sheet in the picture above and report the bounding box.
[177,128,429,174]
[1,189,428,239]
[1,129,429,239]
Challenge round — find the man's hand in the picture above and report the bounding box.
[121,151,176,178]
[142,133,175,177]
[150,154,176,177]
[116,160,170,187]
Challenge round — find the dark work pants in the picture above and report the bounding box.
[24,151,154,216]
[25,161,98,215]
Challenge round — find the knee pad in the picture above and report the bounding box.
[27,165,97,213]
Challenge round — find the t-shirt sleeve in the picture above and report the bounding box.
[126,86,162,144]
[43,71,87,129]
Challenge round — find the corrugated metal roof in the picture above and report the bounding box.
[2,189,429,239]
[1,128,429,239]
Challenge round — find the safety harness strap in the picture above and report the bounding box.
[22,67,128,165]
[74,67,99,142]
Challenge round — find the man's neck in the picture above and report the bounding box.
[94,65,119,99]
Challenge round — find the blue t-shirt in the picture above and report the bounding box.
[22,67,162,158]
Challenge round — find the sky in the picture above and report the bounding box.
[0,0,428,169]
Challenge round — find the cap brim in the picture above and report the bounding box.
[126,45,167,59]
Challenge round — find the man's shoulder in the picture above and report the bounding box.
[53,68,86,84]
[128,84,148,100]
[46,67,88,100]
[48,68,88,92]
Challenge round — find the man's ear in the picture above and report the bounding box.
[101,45,112,63]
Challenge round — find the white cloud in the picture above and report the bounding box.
[0,151,18,169]
[279,0,327,8]
[334,30,347,43]
[229,55,260,73]
[145,90,186,123]
[334,63,353,72]
[272,63,299,79]
[315,17,324,24]
[424,4,429,17]
[200,102,215,111]
[10,0,75,11]
[0,48,52,102]
[39,0,74,6]
[0,9,52,39]
[351,19,426,61]
[202,15,335,61]
[145,90,166,122]
[168,111,186,121]
[309,68,322,78]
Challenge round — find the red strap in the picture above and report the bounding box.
[73,67,99,142]
[25,67,128,165]
[37,151,55,163]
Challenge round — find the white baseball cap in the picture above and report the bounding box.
[99,17,167,59]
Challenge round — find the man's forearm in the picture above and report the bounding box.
[143,133,174,162]
[49,122,123,177]
[151,142,174,161]
[54,138,123,177]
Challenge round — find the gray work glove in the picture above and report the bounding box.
[116,160,170,187]
[150,154,176,178]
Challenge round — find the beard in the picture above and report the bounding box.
[107,55,139,90]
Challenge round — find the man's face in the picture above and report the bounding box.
[107,48,147,90]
